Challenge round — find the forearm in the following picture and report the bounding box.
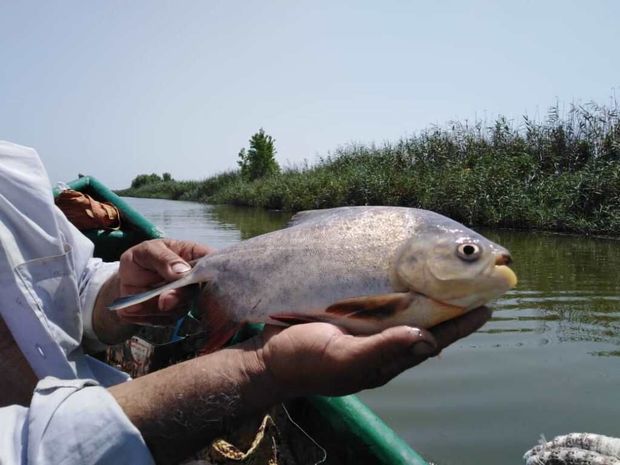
[104,308,491,463]
[108,337,281,464]
[92,273,137,345]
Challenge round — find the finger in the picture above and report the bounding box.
[261,324,293,339]
[118,288,194,317]
[356,308,490,388]
[158,288,197,314]
[119,239,211,285]
[118,252,163,287]
[158,238,212,262]
[430,306,492,352]
[116,296,160,318]
[116,293,183,326]
[333,326,438,389]
[131,240,194,281]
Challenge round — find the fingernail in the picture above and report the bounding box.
[411,341,436,357]
[411,328,424,337]
[172,262,191,274]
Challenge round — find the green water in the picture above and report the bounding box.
[126,197,620,465]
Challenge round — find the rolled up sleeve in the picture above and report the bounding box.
[0,377,154,465]
[54,205,120,350]
[78,257,119,350]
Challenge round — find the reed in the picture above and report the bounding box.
[115,180,201,200]
[119,102,620,235]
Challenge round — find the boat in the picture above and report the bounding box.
[54,175,430,465]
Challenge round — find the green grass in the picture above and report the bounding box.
[118,102,620,236]
[115,179,200,200]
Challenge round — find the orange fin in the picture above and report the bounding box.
[325,293,414,321]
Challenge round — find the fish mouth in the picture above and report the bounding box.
[495,253,512,266]
[394,253,517,319]
[494,253,518,288]
[417,257,517,313]
[495,265,517,288]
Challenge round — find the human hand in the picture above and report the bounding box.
[256,306,492,398]
[109,307,489,463]
[115,239,211,325]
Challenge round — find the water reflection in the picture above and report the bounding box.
[486,229,619,292]
[207,204,291,240]
[478,229,620,355]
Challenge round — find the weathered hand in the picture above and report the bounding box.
[256,306,492,398]
[115,239,211,325]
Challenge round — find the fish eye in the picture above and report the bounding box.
[456,243,481,262]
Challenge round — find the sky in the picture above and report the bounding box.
[1,1,619,189]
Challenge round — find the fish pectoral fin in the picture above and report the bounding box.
[325,293,415,321]
[268,293,414,327]
[269,314,322,325]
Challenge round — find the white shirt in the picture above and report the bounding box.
[0,141,154,464]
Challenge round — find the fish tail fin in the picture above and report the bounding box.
[108,274,196,311]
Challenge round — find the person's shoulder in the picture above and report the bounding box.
[0,140,38,158]
[0,141,47,190]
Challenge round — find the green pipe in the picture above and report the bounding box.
[309,395,429,465]
[55,176,164,240]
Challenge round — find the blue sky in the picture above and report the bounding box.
[1,1,618,189]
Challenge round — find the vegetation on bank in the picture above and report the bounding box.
[116,103,620,235]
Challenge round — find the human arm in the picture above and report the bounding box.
[0,377,154,465]
[109,306,492,464]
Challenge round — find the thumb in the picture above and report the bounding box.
[132,240,192,281]
[345,326,438,389]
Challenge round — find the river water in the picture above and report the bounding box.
[124,197,620,465]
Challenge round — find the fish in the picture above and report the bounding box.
[109,206,517,352]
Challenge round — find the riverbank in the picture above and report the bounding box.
[116,103,620,236]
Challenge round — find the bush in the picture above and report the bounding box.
[120,101,620,236]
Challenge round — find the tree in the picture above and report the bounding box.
[130,173,162,188]
[162,172,172,182]
[237,148,248,177]
[237,129,280,181]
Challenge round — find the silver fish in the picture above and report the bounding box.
[110,206,517,351]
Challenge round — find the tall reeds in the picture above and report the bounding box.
[120,101,620,235]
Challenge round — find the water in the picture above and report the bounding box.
[125,197,620,465]
[127,197,289,249]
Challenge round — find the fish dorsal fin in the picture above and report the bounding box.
[287,209,332,227]
[288,207,360,227]
[108,270,199,310]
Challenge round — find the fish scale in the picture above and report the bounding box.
[200,208,416,320]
